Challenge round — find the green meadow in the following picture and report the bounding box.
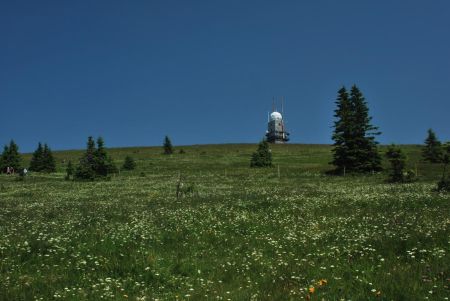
[0,144,448,300]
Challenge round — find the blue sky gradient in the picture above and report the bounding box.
[1,0,449,152]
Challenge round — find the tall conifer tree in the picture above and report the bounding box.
[163,136,174,155]
[0,140,21,172]
[42,144,56,172]
[349,85,382,172]
[331,85,381,173]
[422,129,442,163]
[29,142,44,171]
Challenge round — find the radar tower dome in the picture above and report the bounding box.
[265,97,290,143]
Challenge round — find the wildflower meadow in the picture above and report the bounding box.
[0,144,448,300]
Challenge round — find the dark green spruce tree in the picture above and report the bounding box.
[422,129,442,163]
[436,142,450,192]
[42,144,56,172]
[331,87,354,173]
[163,136,173,155]
[0,140,21,172]
[94,137,108,176]
[250,139,273,167]
[385,145,407,183]
[65,160,74,180]
[74,136,116,180]
[331,85,381,174]
[29,142,44,172]
[74,136,97,180]
[122,155,136,170]
[349,85,382,172]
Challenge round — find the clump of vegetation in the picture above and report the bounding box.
[422,129,442,163]
[385,144,415,183]
[331,85,382,174]
[65,160,73,180]
[179,148,186,154]
[74,137,117,180]
[250,139,272,167]
[29,142,56,172]
[163,135,174,155]
[122,155,136,171]
[436,142,450,192]
[176,173,197,199]
[0,140,21,172]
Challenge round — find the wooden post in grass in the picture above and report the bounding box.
[343,166,346,177]
[277,165,280,179]
[176,171,182,200]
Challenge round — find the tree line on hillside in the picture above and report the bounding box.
[249,85,449,191]
[1,87,449,191]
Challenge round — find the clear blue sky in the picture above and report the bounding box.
[1,0,449,152]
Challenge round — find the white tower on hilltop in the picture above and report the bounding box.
[265,97,290,144]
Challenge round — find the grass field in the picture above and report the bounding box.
[0,144,449,300]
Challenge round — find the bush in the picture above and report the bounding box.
[436,179,450,192]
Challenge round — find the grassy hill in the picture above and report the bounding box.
[1,144,449,300]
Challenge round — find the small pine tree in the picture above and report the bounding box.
[94,137,108,176]
[65,160,73,180]
[74,136,116,180]
[42,144,56,172]
[29,142,44,172]
[250,140,273,167]
[105,157,118,174]
[163,136,173,155]
[436,142,450,192]
[0,140,21,172]
[122,155,136,170]
[74,136,97,180]
[385,145,407,183]
[422,129,442,163]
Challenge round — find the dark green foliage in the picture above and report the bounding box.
[250,140,272,167]
[179,149,186,154]
[29,143,56,172]
[74,136,116,180]
[65,161,74,180]
[331,85,382,174]
[122,156,136,170]
[163,136,173,155]
[436,142,450,192]
[94,137,108,176]
[29,143,44,172]
[0,140,21,172]
[385,145,408,183]
[422,129,442,163]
